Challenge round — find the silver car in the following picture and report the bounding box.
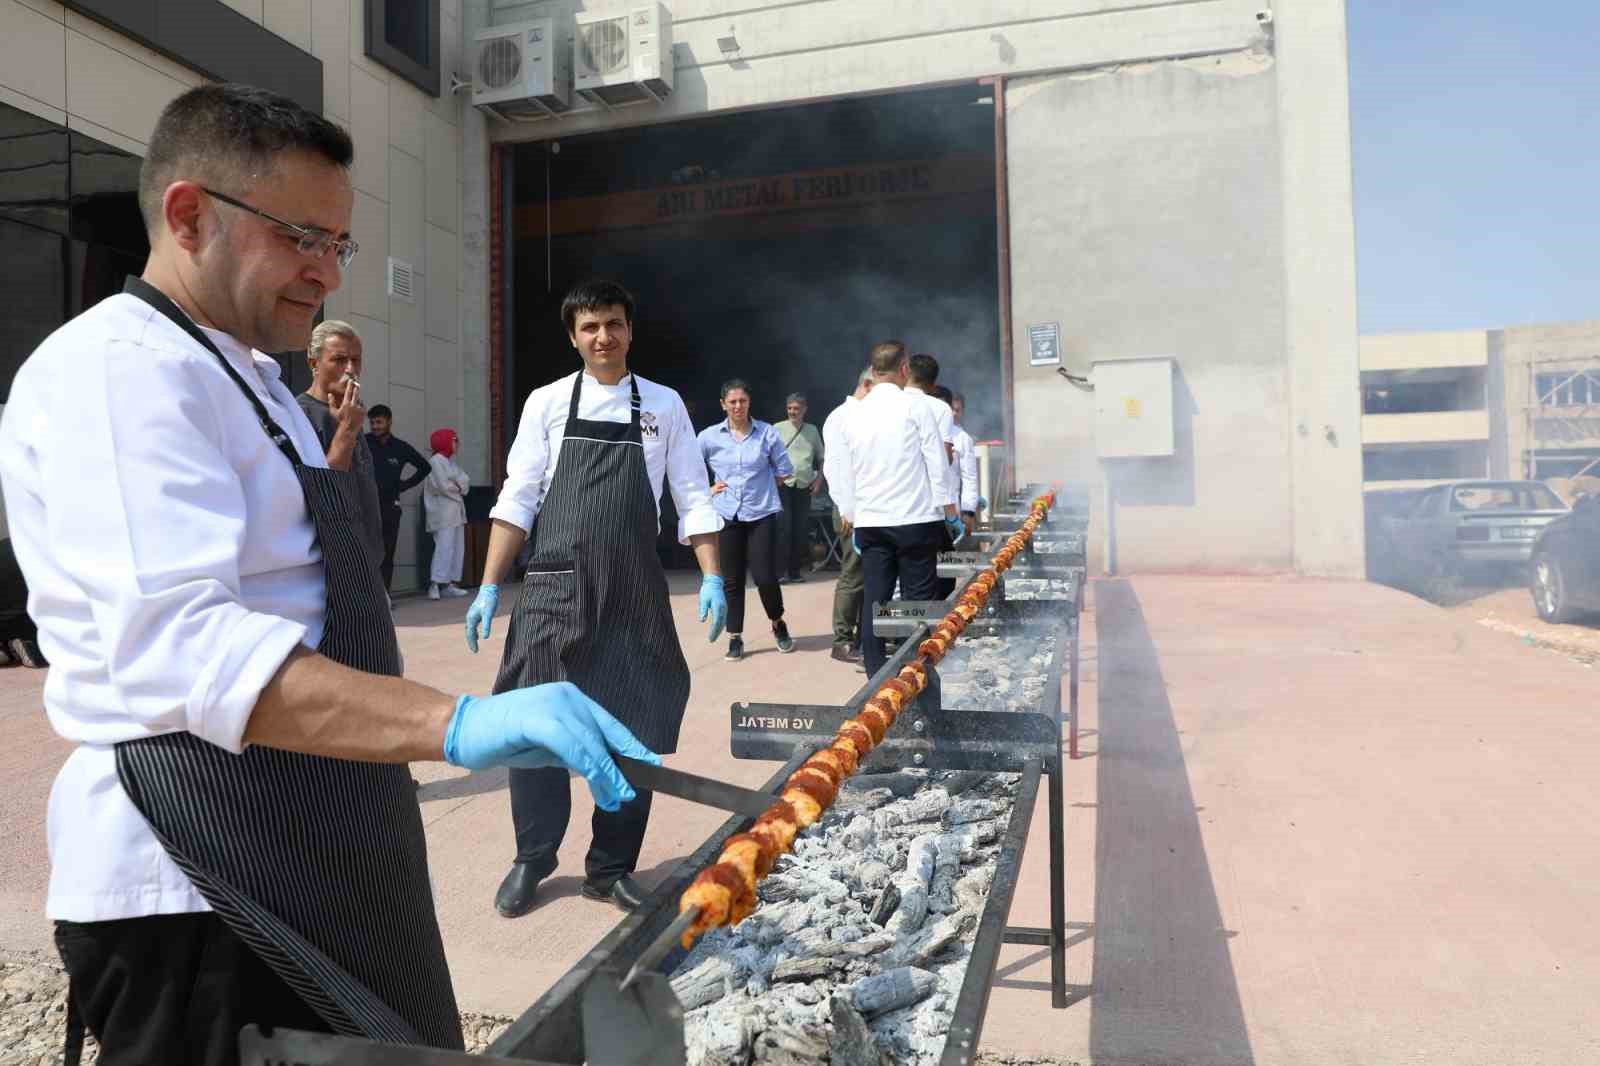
[1378,480,1568,577]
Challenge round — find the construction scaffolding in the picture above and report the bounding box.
[1524,360,1600,481]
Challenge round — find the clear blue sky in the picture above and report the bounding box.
[1346,1,1599,334]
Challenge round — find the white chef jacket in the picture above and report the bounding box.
[952,426,981,514]
[0,292,329,921]
[490,369,722,543]
[828,382,954,529]
[820,394,858,499]
[905,384,960,505]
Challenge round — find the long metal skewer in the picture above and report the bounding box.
[619,906,701,991]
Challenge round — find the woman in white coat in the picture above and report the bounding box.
[424,427,472,599]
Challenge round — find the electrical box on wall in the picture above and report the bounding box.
[1091,357,1175,458]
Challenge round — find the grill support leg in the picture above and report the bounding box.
[1047,757,1067,1008]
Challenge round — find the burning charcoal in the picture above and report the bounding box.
[689,1007,756,1066]
[852,772,923,798]
[867,882,901,927]
[840,931,895,958]
[829,997,892,1066]
[840,815,876,850]
[884,885,928,937]
[900,788,952,823]
[940,770,987,798]
[881,912,976,970]
[850,967,937,1016]
[837,786,895,811]
[672,956,735,1011]
[772,956,837,984]
[761,874,803,902]
[752,1020,830,1065]
[901,835,939,888]
[854,860,891,893]
[954,866,995,914]
[945,798,1009,826]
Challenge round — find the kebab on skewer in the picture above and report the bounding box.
[676,494,1059,948]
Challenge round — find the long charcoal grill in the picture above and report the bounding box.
[240,486,1086,1066]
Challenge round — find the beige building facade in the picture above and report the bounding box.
[1361,320,1600,490]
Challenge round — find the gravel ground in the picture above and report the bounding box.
[0,950,513,1065]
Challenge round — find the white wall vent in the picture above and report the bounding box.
[472,17,573,121]
[574,4,673,108]
[387,257,416,303]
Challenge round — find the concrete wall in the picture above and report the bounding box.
[1008,49,1297,574]
[1361,330,1488,371]
[471,0,1268,141]
[0,0,475,591]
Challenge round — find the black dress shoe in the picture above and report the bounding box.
[581,875,648,912]
[494,863,546,918]
[9,638,46,669]
[831,641,861,663]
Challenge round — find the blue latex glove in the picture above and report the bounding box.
[699,574,727,642]
[444,682,659,811]
[943,513,966,544]
[465,584,500,653]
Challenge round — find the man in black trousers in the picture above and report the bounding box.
[827,341,964,678]
[366,404,431,593]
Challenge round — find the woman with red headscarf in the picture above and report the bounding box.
[423,428,472,599]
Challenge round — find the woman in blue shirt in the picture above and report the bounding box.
[697,380,796,661]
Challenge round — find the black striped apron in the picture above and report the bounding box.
[492,371,690,754]
[103,279,463,1049]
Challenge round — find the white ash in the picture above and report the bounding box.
[937,631,1063,715]
[675,772,1020,1066]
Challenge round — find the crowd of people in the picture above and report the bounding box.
[0,81,987,1063]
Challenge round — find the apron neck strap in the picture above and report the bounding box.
[122,278,304,468]
[568,370,642,430]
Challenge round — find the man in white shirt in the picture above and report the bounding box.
[906,353,961,522]
[463,280,726,919]
[0,83,654,1064]
[820,367,874,662]
[949,390,983,527]
[828,341,963,679]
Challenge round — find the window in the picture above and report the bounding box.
[365,0,440,96]
[1536,370,1600,407]
[0,102,147,404]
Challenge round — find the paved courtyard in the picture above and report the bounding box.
[3,572,1598,1064]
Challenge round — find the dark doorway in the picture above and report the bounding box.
[506,84,1002,444]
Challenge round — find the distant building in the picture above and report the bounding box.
[1361,321,1600,488]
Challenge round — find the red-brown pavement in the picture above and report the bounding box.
[3,572,1599,1065]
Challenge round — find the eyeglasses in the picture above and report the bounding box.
[202,187,359,269]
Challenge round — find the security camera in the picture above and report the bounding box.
[1255,10,1273,25]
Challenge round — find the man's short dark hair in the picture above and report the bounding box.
[139,83,354,234]
[561,280,635,334]
[369,404,393,419]
[870,341,908,375]
[931,385,954,405]
[908,353,940,387]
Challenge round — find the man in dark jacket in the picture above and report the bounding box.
[366,404,430,591]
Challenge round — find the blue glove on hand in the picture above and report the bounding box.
[444,682,659,811]
[699,574,727,642]
[943,513,966,544]
[464,584,500,653]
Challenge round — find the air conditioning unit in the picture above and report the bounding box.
[471,17,572,121]
[574,4,673,108]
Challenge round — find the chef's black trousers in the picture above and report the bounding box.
[379,498,403,590]
[0,538,38,642]
[54,913,327,1066]
[719,513,784,634]
[510,766,655,888]
[857,520,944,679]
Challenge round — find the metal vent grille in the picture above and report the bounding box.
[387,258,415,303]
[577,17,628,77]
[477,34,523,90]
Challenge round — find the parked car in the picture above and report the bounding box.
[1363,487,1427,583]
[1376,480,1568,580]
[1530,493,1600,622]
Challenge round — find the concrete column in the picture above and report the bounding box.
[1276,0,1366,576]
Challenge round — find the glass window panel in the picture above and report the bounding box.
[0,219,67,404]
[69,131,147,256]
[0,104,69,236]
